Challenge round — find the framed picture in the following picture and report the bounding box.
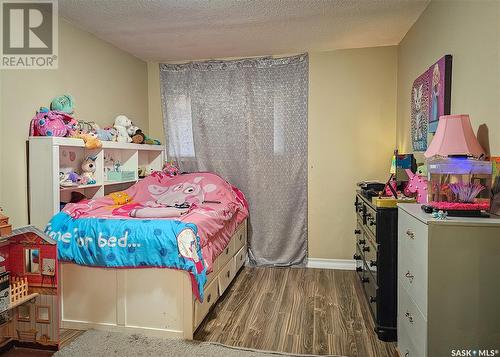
[42,258,56,276]
[411,55,452,151]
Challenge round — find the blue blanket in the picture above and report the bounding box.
[45,212,207,300]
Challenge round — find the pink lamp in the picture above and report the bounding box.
[424,114,485,158]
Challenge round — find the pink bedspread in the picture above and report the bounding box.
[63,172,249,272]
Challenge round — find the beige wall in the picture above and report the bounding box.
[0,18,148,227]
[148,47,398,260]
[308,47,397,259]
[397,0,500,156]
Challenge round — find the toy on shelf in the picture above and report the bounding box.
[50,94,74,115]
[81,156,97,185]
[114,115,133,143]
[29,108,78,137]
[131,129,146,144]
[71,131,102,149]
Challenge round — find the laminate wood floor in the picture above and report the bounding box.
[195,267,397,357]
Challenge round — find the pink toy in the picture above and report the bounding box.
[163,161,180,177]
[404,169,428,203]
[29,109,78,137]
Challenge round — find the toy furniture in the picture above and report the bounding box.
[0,226,59,351]
[28,137,248,339]
[397,203,500,356]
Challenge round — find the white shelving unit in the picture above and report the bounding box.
[28,136,165,229]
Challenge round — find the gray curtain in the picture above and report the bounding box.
[159,54,308,266]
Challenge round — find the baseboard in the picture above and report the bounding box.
[307,258,356,270]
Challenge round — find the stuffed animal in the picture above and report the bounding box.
[72,131,102,149]
[114,115,132,143]
[97,127,117,141]
[59,171,81,187]
[29,108,78,137]
[163,161,180,177]
[81,156,97,185]
[127,124,140,137]
[131,129,145,144]
[50,94,74,114]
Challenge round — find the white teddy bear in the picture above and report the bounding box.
[114,115,132,143]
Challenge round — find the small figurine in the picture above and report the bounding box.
[81,156,97,185]
[431,210,448,220]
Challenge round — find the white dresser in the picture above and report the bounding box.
[397,203,500,357]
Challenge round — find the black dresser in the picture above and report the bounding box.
[354,191,397,341]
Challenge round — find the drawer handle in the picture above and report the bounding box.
[362,246,370,252]
[354,229,361,235]
[226,271,230,278]
[404,350,410,357]
[405,271,414,283]
[239,255,243,261]
[225,248,229,255]
[369,295,376,303]
[207,293,212,303]
[239,234,243,241]
[362,277,369,283]
[358,239,366,245]
[405,311,414,323]
[406,229,415,239]
[353,254,361,260]
[369,260,377,267]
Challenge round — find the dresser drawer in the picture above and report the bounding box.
[398,208,428,262]
[361,263,377,320]
[218,259,235,295]
[365,205,377,237]
[398,285,427,357]
[398,208,428,316]
[194,279,219,328]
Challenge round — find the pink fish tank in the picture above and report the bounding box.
[427,157,492,216]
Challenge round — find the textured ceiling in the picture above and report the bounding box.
[59,0,429,61]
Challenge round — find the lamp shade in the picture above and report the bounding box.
[424,114,485,158]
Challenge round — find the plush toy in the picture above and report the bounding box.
[131,129,145,144]
[29,108,78,137]
[59,171,81,187]
[127,124,140,137]
[163,161,180,177]
[81,156,97,185]
[143,135,161,145]
[72,131,102,149]
[50,94,74,114]
[114,115,132,143]
[97,127,117,141]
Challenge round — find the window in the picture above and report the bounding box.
[17,304,30,321]
[24,248,40,274]
[36,305,50,323]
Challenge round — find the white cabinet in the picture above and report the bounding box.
[397,204,500,357]
[28,136,164,229]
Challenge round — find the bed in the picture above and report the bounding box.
[47,172,248,338]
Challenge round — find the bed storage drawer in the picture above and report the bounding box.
[233,245,246,272]
[216,242,233,268]
[194,279,219,328]
[218,259,235,295]
[233,222,247,252]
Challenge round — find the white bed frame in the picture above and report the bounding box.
[28,137,248,339]
[59,219,247,339]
